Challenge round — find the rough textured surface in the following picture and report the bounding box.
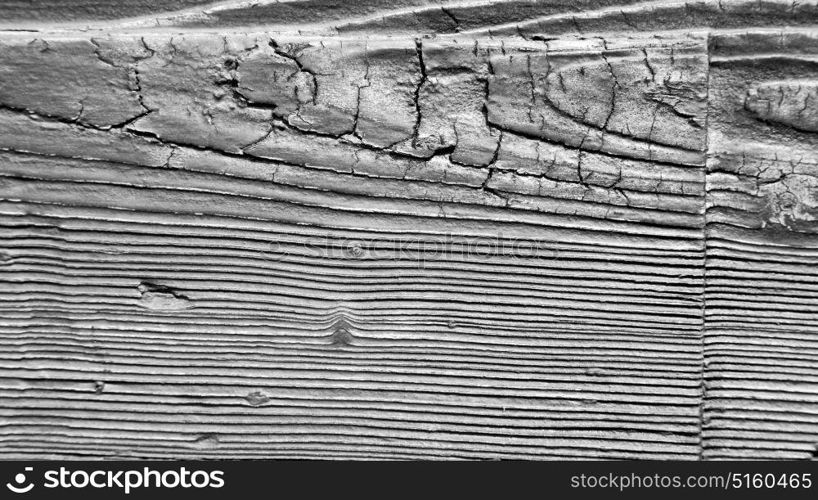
[0,1,816,460]
[704,31,818,460]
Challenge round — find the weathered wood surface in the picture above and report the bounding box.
[0,0,815,460]
[704,31,818,460]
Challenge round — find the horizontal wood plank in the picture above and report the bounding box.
[0,0,816,460]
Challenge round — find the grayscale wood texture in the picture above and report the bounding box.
[0,0,815,460]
